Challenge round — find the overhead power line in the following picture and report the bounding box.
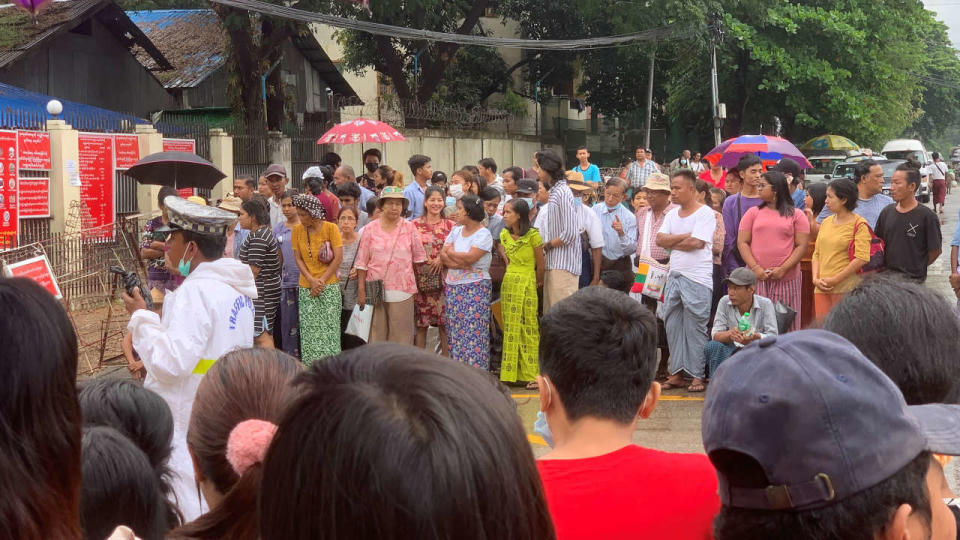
[207,0,691,50]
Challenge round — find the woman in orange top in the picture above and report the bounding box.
[811,179,870,319]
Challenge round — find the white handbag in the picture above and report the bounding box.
[345,304,374,342]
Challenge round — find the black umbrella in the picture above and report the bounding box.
[125,151,226,190]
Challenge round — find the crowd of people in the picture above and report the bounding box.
[5,143,960,539]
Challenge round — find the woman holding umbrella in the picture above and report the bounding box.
[238,198,283,348]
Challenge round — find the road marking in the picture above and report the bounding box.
[512,394,704,402]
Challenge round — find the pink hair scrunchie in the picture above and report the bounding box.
[226,419,278,476]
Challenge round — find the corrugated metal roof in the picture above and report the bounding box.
[0,0,171,71]
[0,82,150,131]
[127,10,227,89]
[127,9,359,100]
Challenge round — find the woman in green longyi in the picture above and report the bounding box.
[498,198,545,388]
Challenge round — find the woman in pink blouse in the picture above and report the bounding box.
[356,186,428,344]
[737,171,810,332]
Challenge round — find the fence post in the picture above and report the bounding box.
[209,128,234,201]
[47,119,80,235]
[135,124,164,217]
[267,130,292,179]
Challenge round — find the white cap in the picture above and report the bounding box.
[302,166,325,181]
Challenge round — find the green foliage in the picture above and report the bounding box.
[431,46,508,106]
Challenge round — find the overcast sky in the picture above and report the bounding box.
[925,1,960,48]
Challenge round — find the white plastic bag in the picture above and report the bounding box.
[345,304,373,342]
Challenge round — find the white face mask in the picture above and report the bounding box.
[449,184,464,199]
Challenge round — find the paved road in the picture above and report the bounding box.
[518,188,960,460]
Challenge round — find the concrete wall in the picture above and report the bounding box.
[330,129,560,185]
[0,18,177,116]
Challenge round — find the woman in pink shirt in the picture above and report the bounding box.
[737,171,810,332]
[356,186,427,344]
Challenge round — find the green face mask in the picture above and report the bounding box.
[177,242,194,277]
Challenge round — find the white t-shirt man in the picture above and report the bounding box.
[931,161,948,181]
[660,205,716,289]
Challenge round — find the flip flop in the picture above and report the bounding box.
[687,381,706,393]
[661,381,686,390]
[525,381,539,391]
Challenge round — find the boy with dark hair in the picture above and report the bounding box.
[874,164,941,281]
[360,148,382,190]
[405,154,432,219]
[572,146,601,184]
[335,182,370,227]
[537,287,719,540]
[705,330,960,540]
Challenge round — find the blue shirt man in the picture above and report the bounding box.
[405,154,433,220]
[593,179,638,260]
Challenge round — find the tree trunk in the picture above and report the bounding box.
[212,5,262,127]
[261,18,289,130]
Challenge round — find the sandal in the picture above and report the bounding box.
[525,381,539,391]
[661,381,686,390]
[687,380,706,393]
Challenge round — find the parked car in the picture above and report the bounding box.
[881,139,929,165]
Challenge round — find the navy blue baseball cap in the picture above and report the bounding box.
[702,329,960,511]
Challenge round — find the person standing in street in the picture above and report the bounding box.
[537,149,582,311]
[333,165,376,211]
[303,167,340,224]
[263,163,288,228]
[238,198,282,349]
[359,148,381,192]
[931,152,949,215]
[571,146,602,184]
[140,186,181,295]
[634,173,677,375]
[405,154,433,220]
[669,149,693,175]
[413,186,454,355]
[122,196,256,522]
[272,189,301,358]
[593,177,637,286]
[737,170,810,331]
[721,154,764,276]
[690,152,706,174]
[817,159,893,229]
[811,178,871,318]
[874,163,942,281]
[625,146,660,194]
[657,170,717,393]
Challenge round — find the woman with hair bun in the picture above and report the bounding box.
[440,194,494,369]
[168,349,301,540]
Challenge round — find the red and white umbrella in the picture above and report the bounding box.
[316,118,406,145]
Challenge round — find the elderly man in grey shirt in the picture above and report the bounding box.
[704,267,779,376]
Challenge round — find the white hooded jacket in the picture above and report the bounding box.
[128,257,257,521]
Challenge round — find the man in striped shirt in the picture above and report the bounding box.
[625,146,661,192]
[537,149,582,312]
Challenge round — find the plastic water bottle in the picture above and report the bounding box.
[737,312,752,334]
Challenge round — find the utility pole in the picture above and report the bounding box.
[644,52,655,150]
[709,16,722,146]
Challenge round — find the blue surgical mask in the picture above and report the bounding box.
[445,196,456,207]
[177,257,192,277]
[534,411,554,448]
[519,197,534,209]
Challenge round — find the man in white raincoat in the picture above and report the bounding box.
[123,196,256,521]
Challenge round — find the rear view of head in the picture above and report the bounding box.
[539,287,659,424]
[259,344,554,540]
[78,379,179,529]
[171,349,301,539]
[0,277,82,539]
[823,275,960,405]
[80,426,170,540]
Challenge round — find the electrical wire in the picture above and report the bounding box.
[207,0,696,49]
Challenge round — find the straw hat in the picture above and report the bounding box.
[377,185,410,213]
[642,173,671,193]
[217,195,243,214]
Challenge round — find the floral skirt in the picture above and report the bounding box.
[414,289,445,328]
[445,280,491,370]
[298,285,342,367]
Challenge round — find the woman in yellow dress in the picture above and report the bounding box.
[498,198,545,388]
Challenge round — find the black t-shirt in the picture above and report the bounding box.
[874,203,941,280]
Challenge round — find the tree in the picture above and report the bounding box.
[319,0,491,104]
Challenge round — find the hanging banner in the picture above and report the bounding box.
[2,255,62,299]
[163,138,197,197]
[18,177,49,218]
[114,134,140,169]
[0,130,18,248]
[17,131,51,170]
[78,133,115,240]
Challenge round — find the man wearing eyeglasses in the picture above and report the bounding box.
[593,178,638,285]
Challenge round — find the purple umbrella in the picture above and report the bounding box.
[126,151,226,190]
[13,0,52,15]
[704,135,812,169]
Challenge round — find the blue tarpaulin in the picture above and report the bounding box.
[0,83,150,132]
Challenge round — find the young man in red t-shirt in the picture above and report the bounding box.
[536,287,720,540]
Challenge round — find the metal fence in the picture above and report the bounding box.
[0,215,146,374]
